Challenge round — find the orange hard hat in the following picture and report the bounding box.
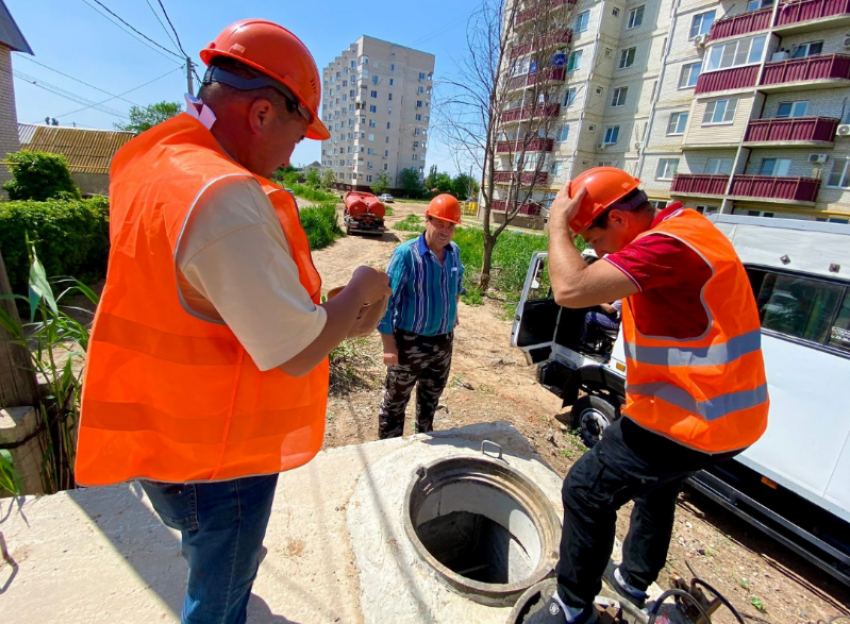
[426,194,462,225]
[200,19,330,141]
[566,167,645,234]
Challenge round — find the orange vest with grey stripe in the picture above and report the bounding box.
[75,113,328,486]
[621,209,769,454]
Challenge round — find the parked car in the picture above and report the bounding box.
[378,193,394,203]
[511,214,850,586]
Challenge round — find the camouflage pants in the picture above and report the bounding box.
[378,330,454,439]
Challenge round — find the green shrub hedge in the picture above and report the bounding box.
[300,203,344,250]
[0,197,109,294]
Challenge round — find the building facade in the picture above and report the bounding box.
[321,36,435,192]
[496,0,850,224]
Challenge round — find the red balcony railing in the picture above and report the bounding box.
[493,170,550,185]
[761,53,850,86]
[695,65,759,94]
[776,0,850,27]
[730,175,821,202]
[500,102,561,122]
[510,28,573,59]
[671,174,729,196]
[744,116,839,143]
[491,200,544,216]
[496,137,555,153]
[708,7,772,42]
[508,67,567,90]
[515,0,575,26]
[672,174,821,202]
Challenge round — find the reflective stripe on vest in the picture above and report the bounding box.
[624,328,762,367]
[627,381,769,422]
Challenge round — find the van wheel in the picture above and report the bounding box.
[571,394,619,448]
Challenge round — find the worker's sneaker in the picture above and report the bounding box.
[525,594,598,624]
[602,560,648,610]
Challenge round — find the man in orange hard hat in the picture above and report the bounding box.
[377,194,465,438]
[76,20,390,624]
[527,168,768,624]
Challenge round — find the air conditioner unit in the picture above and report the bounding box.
[693,34,708,47]
[837,124,850,137]
[597,142,607,150]
[808,153,829,164]
[843,35,850,48]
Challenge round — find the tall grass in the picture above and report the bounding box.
[394,214,425,232]
[300,202,345,249]
[289,184,339,203]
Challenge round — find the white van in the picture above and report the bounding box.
[511,214,850,586]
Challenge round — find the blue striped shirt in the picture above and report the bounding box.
[378,233,466,337]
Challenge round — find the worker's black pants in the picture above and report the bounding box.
[556,416,740,609]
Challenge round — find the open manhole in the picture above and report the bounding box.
[403,442,561,606]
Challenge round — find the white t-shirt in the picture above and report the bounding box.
[175,175,327,371]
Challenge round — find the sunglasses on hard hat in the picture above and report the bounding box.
[202,66,313,125]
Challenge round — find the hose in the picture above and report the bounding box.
[647,588,710,624]
[689,577,746,624]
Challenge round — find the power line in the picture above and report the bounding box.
[156,0,201,84]
[18,56,142,107]
[78,0,182,63]
[14,70,128,119]
[144,0,178,50]
[55,67,183,119]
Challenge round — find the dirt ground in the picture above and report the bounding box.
[315,200,850,624]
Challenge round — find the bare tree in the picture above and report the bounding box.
[436,0,574,291]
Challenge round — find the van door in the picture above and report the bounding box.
[510,252,559,364]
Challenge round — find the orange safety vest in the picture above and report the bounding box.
[621,209,769,454]
[75,113,328,486]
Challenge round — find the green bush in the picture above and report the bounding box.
[0,197,109,294]
[4,150,82,201]
[290,184,338,203]
[300,202,344,250]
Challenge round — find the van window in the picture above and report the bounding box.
[747,268,849,353]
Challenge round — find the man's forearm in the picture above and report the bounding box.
[548,220,589,308]
[381,332,397,352]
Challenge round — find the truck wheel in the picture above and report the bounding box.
[571,394,619,448]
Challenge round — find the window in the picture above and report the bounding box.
[369,105,377,113]
[370,90,377,98]
[565,87,577,106]
[551,161,564,177]
[414,128,421,135]
[567,50,583,71]
[747,0,774,11]
[776,101,808,118]
[611,87,628,107]
[418,86,425,94]
[367,162,373,169]
[702,99,738,124]
[367,148,375,155]
[384,163,388,171]
[791,41,823,58]
[386,136,390,143]
[412,154,419,161]
[372,76,379,84]
[759,158,791,176]
[388,107,392,115]
[359,55,369,65]
[656,158,680,180]
[690,11,715,39]
[704,158,733,174]
[419,72,426,80]
[613,7,620,17]
[619,47,636,69]
[828,157,850,187]
[695,204,719,215]
[603,126,620,144]
[369,119,376,128]
[415,113,422,121]
[560,124,570,141]
[368,133,375,141]
[575,11,590,32]
[416,100,423,108]
[387,122,391,129]
[628,5,645,29]
[367,175,372,182]
[679,62,702,88]
[351,61,356,68]
[667,111,689,135]
[748,268,850,354]
[705,35,766,72]
[391,63,395,71]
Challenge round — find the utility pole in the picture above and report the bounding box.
[186,57,194,95]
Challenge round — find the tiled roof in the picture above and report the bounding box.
[17,124,136,174]
[0,0,32,54]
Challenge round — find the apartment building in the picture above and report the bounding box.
[495,0,850,224]
[320,36,435,191]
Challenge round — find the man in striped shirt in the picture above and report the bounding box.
[377,195,465,439]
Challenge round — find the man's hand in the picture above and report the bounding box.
[348,266,392,304]
[548,186,586,234]
[381,333,399,366]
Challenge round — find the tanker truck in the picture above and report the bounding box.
[344,191,387,236]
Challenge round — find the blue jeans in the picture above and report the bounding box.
[141,474,279,624]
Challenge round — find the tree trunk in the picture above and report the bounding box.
[0,248,39,409]
[479,233,495,292]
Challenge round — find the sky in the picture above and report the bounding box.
[7,0,481,176]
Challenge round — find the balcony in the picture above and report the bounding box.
[775,0,850,34]
[671,174,822,204]
[743,116,839,146]
[510,28,573,59]
[515,0,576,27]
[493,170,550,185]
[708,7,772,42]
[491,200,544,216]
[695,65,759,95]
[496,137,555,153]
[500,102,561,123]
[508,67,568,91]
[760,53,850,91]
